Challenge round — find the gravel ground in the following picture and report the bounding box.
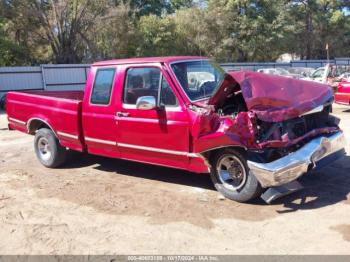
[0,104,349,255]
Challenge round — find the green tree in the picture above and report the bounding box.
[1,0,350,64]
[0,18,29,66]
[287,0,350,59]
[172,0,291,62]
[169,0,196,12]
[92,2,139,60]
[113,0,195,16]
[2,0,110,64]
[137,14,179,56]
[173,7,223,57]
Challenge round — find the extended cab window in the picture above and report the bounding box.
[124,67,178,106]
[91,68,116,105]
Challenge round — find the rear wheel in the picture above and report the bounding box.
[34,128,67,168]
[210,148,263,202]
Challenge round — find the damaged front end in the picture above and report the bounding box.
[248,131,345,188]
[192,71,346,188]
[247,103,345,188]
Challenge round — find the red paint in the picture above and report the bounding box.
[209,71,333,122]
[335,81,350,106]
[6,57,339,174]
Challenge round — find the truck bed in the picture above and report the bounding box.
[20,90,84,101]
[6,90,85,152]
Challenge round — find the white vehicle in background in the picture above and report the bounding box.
[302,64,350,91]
[256,68,301,78]
[187,71,215,90]
[338,72,350,82]
[287,67,315,78]
[302,64,329,83]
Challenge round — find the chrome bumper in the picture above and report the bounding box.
[248,131,346,188]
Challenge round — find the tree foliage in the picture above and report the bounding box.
[288,0,350,59]
[0,0,349,64]
[0,18,30,66]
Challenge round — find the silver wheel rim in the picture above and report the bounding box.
[216,155,247,191]
[38,137,52,161]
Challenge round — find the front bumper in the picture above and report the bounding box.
[248,131,346,188]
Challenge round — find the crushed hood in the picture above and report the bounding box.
[208,71,333,122]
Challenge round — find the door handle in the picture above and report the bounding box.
[116,112,130,117]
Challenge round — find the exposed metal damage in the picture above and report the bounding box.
[190,71,345,196]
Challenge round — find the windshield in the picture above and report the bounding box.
[170,60,226,101]
[312,68,325,78]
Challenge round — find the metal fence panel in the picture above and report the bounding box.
[42,64,89,91]
[0,67,43,92]
[1,58,349,96]
[335,58,350,65]
[0,65,90,94]
[290,60,331,68]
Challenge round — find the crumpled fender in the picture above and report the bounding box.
[191,110,258,153]
[190,108,339,154]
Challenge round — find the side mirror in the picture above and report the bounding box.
[136,96,156,110]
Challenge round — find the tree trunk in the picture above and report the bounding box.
[305,1,313,59]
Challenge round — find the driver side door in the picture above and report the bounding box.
[116,64,191,169]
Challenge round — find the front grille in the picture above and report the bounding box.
[304,106,331,130]
[257,104,335,142]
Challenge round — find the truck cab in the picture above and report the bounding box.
[81,58,197,171]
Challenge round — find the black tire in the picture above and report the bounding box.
[0,95,6,111]
[210,148,263,203]
[34,128,67,168]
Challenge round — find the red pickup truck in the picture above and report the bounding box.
[335,81,350,106]
[6,57,346,203]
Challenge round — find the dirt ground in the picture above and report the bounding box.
[0,104,349,255]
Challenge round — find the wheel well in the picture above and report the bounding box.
[202,146,247,164]
[27,119,54,136]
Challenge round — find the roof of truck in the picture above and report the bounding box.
[92,56,208,66]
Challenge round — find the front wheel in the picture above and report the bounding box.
[34,128,67,168]
[210,148,263,203]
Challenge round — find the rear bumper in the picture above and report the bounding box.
[335,92,350,105]
[248,131,346,188]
